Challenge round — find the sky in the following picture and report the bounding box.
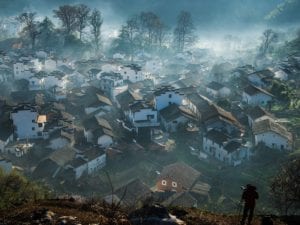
[0,0,300,26]
[0,0,299,44]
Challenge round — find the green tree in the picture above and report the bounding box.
[0,170,49,210]
[270,158,300,215]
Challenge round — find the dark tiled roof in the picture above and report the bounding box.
[124,64,142,72]
[205,129,230,145]
[159,162,200,190]
[84,148,105,161]
[206,81,224,91]
[162,191,197,207]
[244,85,273,97]
[68,157,87,168]
[154,85,182,96]
[33,158,60,179]
[247,106,273,120]
[224,141,242,153]
[202,104,242,129]
[129,101,153,113]
[116,90,142,111]
[115,178,152,207]
[249,69,274,79]
[159,104,182,122]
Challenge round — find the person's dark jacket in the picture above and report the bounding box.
[242,186,259,207]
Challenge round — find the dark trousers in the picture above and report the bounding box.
[240,204,254,225]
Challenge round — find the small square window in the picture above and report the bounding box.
[32,127,35,131]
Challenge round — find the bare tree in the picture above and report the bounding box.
[139,12,166,48]
[122,16,140,58]
[53,5,78,35]
[16,12,39,49]
[174,10,195,52]
[271,158,300,215]
[75,4,90,40]
[260,29,278,56]
[90,9,103,52]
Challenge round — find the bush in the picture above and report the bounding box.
[0,169,49,210]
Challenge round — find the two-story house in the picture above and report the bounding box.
[154,86,184,111]
[206,81,231,98]
[203,129,249,166]
[252,118,293,150]
[11,104,48,140]
[119,64,144,83]
[128,101,159,133]
[242,85,273,106]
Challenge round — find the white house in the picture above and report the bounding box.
[247,106,274,127]
[144,59,163,75]
[206,81,231,98]
[128,101,159,133]
[101,63,120,74]
[0,64,13,83]
[82,116,114,148]
[203,129,249,166]
[154,86,185,111]
[159,104,189,132]
[98,72,128,100]
[0,156,12,173]
[11,105,48,140]
[0,131,13,153]
[247,69,274,88]
[119,64,144,83]
[242,85,273,106]
[252,118,292,150]
[66,148,106,179]
[13,62,34,80]
[44,59,57,72]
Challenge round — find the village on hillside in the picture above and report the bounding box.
[0,1,300,214]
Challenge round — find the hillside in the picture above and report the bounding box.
[0,198,295,225]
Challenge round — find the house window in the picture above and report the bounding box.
[169,94,172,98]
[37,132,42,136]
[38,123,43,127]
[172,181,177,188]
[147,115,154,120]
[32,120,35,123]
[161,180,167,186]
[32,127,35,131]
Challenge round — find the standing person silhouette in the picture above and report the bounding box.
[240,184,259,225]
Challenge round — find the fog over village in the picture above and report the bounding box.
[0,0,300,223]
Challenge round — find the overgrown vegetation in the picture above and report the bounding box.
[0,169,49,210]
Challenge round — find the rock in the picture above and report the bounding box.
[129,204,186,225]
[31,208,55,224]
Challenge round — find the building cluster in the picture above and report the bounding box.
[0,46,298,207]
